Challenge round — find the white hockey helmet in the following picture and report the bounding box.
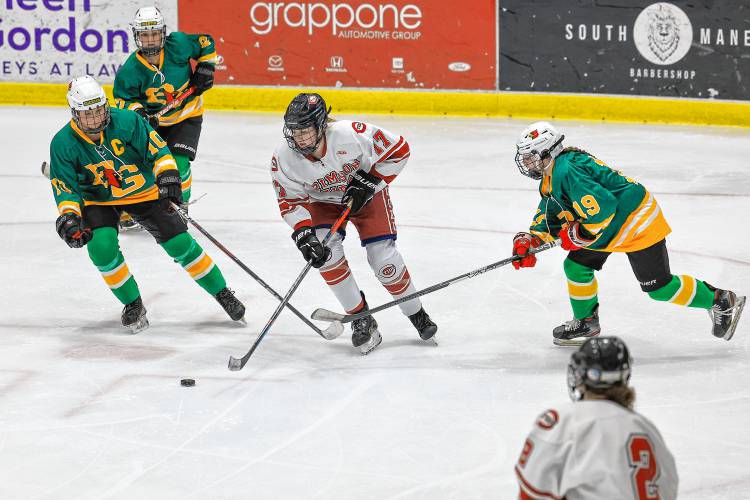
[514,121,565,180]
[67,75,110,134]
[131,6,166,57]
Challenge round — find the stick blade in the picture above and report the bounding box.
[311,308,346,322]
[320,321,345,340]
[228,356,245,371]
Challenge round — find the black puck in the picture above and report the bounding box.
[180,378,195,387]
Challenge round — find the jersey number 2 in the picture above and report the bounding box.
[627,434,660,500]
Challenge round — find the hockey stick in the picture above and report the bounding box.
[228,201,353,371]
[312,239,561,325]
[170,202,344,341]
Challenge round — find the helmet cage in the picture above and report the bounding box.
[132,7,166,57]
[283,94,330,155]
[72,103,111,135]
[133,25,166,57]
[515,134,564,180]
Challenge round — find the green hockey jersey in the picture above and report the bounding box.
[529,148,671,252]
[113,31,217,127]
[49,107,177,216]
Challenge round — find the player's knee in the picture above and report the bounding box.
[161,232,196,261]
[564,257,595,280]
[86,227,120,265]
[174,153,190,176]
[317,230,345,265]
[646,276,679,302]
[365,239,398,268]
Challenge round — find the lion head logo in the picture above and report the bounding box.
[647,5,679,62]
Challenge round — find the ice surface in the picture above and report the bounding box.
[1,106,749,499]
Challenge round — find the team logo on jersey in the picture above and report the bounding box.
[379,264,397,278]
[351,122,367,133]
[535,409,559,430]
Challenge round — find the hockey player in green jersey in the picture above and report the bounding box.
[49,75,245,332]
[510,122,745,345]
[113,5,216,207]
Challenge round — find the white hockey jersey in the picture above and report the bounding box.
[270,120,410,230]
[516,400,678,500]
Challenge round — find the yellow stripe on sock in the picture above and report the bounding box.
[185,252,213,279]
[670,275,696,306]
[568,278,598,298]
[102,262,131,289]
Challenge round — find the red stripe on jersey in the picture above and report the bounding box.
[514,466,561,500]
[371,170,397,184]
[382,141,410,163]
[375,137,405,164]
[293,219,313,231]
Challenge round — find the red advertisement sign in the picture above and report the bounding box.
[178,0,497,89]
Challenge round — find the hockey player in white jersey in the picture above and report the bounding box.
[270,93,437,354]
[515,337,678,500]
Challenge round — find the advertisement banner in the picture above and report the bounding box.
[178,0,497,90]
[499,1,750,100]
[0,0,177,83]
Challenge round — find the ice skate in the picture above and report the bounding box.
[122,297,149,333]
[118,212,142,232]
[709,289,746,340]
[215,287,246,324]
[553,305,600,346]
[408,307,438,345]
[350,293,382,355]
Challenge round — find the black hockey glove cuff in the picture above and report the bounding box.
[135,107,160,130]
[342,169,382,214]
[190,62,215,96]
[56,213,92,248]
[292,226,331,268]
[156,170,183,210]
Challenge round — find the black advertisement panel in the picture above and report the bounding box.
[499,1,750,100]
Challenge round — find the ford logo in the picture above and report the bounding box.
[448,62,471,72]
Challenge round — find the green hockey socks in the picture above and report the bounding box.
[87,227,140,305]
[160,232,226,295]
[174,153,192,203]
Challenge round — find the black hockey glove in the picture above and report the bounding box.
[156,169,183,211]
[135,107,160,130]
[292,226,331,268]
[55,213,92,248]
[190,62,215,96]
[342,169,382,214]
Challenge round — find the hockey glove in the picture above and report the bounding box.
[292,226,331,268]
[135,108,160,130]
[189,62,215,96]
[156,170,183,211]
[56,213,92,248]
[560,221,596,251]
[342,169,382,214]
[512,232,542,269]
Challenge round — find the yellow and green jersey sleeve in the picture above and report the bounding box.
[48,108,177,214]
[113,31,216,127]
[529,150,671,252]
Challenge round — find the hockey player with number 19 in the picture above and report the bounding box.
[515,336,678,499]
[270,93,437,355]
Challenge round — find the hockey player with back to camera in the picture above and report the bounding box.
[270,93,437,355]
[515,336,678,499]
[113,5,217,228]
[48,75,245,333]
[510,121,745,346]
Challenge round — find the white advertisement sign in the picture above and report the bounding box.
[1,0,177,83]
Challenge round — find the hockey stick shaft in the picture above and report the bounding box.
[170,203,341,340]
[313,239,560,324]
[228,201,353,371]
[153,86,195,118]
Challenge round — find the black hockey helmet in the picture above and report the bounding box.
[567,336,632,401]
[283,93,331,155]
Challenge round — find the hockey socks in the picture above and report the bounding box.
[366,239,421,316]
[174,153,192,203]
[564,258,599,319]
[87,227,141,305]
[648,275,714,309]
[161,233,226,295]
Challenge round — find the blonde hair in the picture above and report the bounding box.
[587,384,636,410]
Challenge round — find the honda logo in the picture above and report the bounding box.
[330,56,344,68]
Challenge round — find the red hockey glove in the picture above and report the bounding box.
[512,232,542,269]
[559,221,596,251]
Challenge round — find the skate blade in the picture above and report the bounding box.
[553,333,599,347]
[723,295,746,341]
[358,330,382,355]
[236,317,247,327]
[422,337,438,346]
[126,316,149,334]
